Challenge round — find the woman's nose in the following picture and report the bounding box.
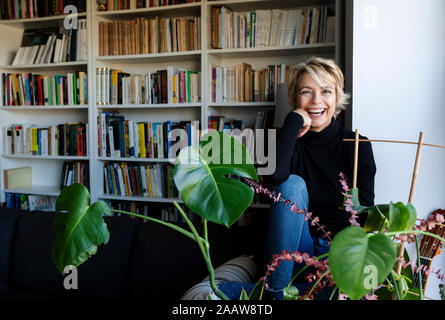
[311,91,322,104]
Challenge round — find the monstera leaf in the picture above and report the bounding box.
[173,131,258,227]
[329,227,397,300]
[388,202,417,232]
[363,204,391,232]
[52,183,111,274]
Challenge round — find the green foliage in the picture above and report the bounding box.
[173,131,258,227]
[329,227,397,300]
[283,286,300,300]
[52,183,111,274]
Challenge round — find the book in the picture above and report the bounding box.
[28,195,56,212]
[3,167,32,189]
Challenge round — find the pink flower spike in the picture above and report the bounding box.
[364,293,378,300]
[339,293,349,300]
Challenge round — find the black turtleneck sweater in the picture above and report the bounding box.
[264,112,377,238]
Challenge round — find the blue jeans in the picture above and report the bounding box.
[219,175,334,300]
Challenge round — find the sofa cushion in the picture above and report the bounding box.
[128,221,208,299]
[0,207,25,287]
[0,289,65,300]
[9,212,139,299]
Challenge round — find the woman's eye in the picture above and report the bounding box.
[322,90,332,95]
[301,91,311,95]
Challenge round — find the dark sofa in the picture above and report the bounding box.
[0,206,260,300]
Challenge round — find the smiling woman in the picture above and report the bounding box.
[254,57,378,300]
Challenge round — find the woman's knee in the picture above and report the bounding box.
[279,175,307,194]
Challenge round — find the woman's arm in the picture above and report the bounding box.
[263,112,304,186]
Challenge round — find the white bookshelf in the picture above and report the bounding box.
[0,0,341,210]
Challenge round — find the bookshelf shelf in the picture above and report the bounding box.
[98,194,183,204]
[4,185,60,197]
[2,155,89,161]
[98,157,175,163]
[0,61,88,71]
[207,43,335,58]
[96,103,201,109]
[209,102,275,107]
[1,105,88,110]
[95,2,201,18]
[207,0,335,10]
[0,13,87,28]
[96,51,202,64]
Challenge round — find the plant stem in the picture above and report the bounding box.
[110,209,203,243]
[389,270,403,300]
[304,270,330,300]
[385,230,445,244]
[286,253,329,288]
[415,235,424,300]
[329,286,338,300]
[172,202,229,300]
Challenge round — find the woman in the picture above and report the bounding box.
[219,57,377,300]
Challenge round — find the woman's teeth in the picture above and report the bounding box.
[308,109,325,116]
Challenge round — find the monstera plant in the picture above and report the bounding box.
[52,131,445,300]
[52,131,257,300]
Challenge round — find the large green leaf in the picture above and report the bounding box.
[363,204,391,232]
[173,131,258,227]
[388,202,417,232]
[329,227,397,300]
[52,183,111,274]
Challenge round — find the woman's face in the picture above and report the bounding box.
[296,72,337,132]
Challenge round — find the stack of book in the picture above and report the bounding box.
[0,71,88,106]
[12,20,88,66]
[5,193,57,211]
[98,16,200,56]
[101,0,201,11]
[96,67,200,105]
[2,122,89,157]
[0,0,86,20]
[60,161,89,190]
[103,162,178,199]
[210,63,288,103]
[98,111,200,159]
[210,6,335,49]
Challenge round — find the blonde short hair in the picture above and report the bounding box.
[287,57,350,118]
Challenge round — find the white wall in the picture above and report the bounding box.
[353,0,445,300]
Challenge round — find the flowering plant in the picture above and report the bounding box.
[243,173,445,300]
[51,131,445,300]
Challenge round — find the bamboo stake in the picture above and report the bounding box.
[343,138,445,150]
[353,130,359,189]
[392,132,424,299]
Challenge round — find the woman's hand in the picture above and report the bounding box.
[294,109,311,138]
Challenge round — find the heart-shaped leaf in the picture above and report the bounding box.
[173,131,258,227]
[388,202,417,232]
[363,204,391,232]
[52,183,111,274]
[329,227,397,300]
